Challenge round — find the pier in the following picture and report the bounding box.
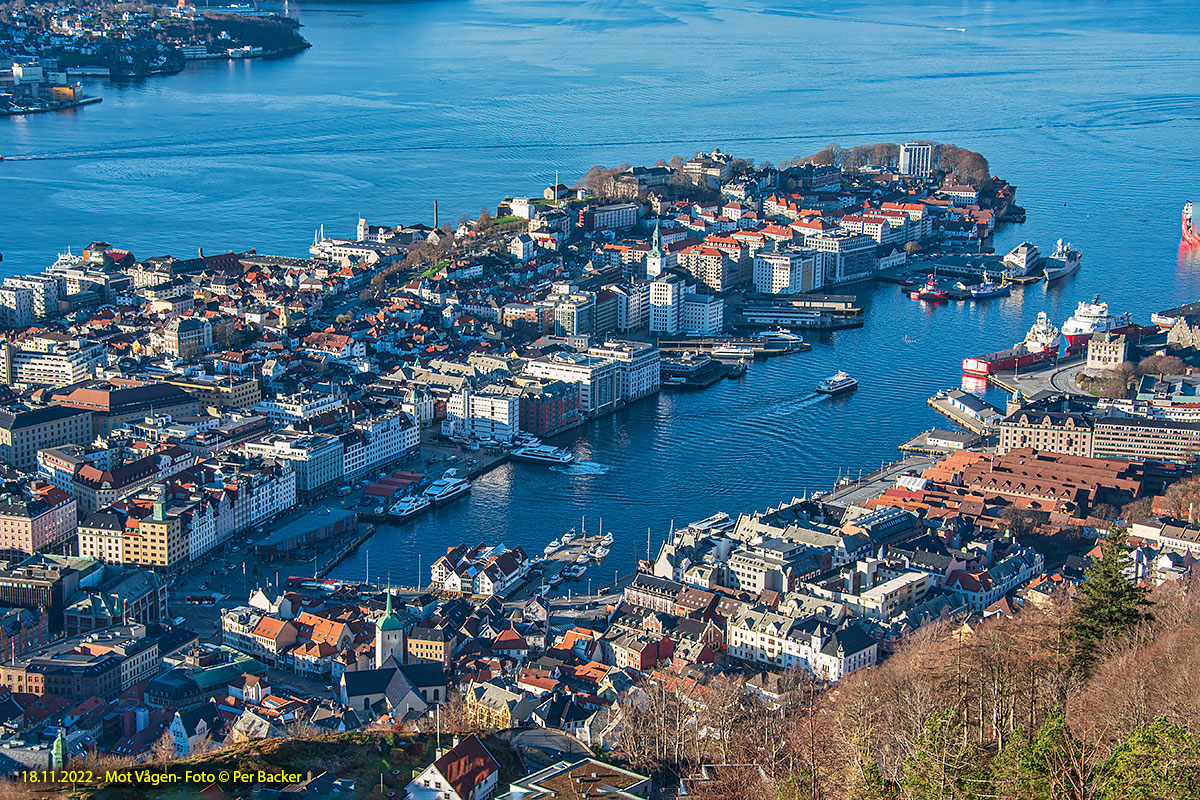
[899,428,984,455]
[926,392,1002,435]
[656,335,807,357]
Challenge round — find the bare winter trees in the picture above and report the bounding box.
[609,575,1200,799]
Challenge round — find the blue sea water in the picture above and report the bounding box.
[1,0,1198,583]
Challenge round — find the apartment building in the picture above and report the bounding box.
[0,338,106,388]
[586,340,661,402]
[0,404,93,470]
[525,353,619,415]
[0,482,77,557]
[243,432,344,498]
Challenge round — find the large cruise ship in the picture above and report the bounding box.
[1061,296,1135,349]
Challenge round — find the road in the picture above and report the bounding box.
[820,454,939,510]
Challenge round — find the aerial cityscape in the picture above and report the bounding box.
[1,1,1200,799]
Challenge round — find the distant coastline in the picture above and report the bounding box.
[1,2,310,117]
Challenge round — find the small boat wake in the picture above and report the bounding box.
[550,460,612,476]
[766,393,828,415]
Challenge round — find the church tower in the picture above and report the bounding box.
[375,586,405,668]
[357,217,369,242]
[645,221,666,278]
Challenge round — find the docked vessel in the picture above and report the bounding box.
[712,344,755,360]
[1042,239,1082,281]
[961,312,1061,376]
[762,329,805,351]
[561,528,577,544]
[1185,202,1200,246]
[970,273,1009,298]
[909,274,948,301]
[388,494,431,521]
[422,476,471,505]
[816,371,859,395]
[1061,296,1135,349]
[511,444,575,465]
[543,539,561,556]
[600,531,614,546]
[1002,242,1043,277]
[592,545,611,560]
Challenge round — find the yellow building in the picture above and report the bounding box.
[121,498,188,573]
[164,374,262,410]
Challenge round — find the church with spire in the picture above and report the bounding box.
[375,586,406,668]
[645,221,667,278]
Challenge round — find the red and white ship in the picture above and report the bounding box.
[962,312,1061,376]
[909,274,948,301]
[1184,202,1200,247]
[1060,295,1135,350]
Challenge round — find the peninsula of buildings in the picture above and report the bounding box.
[0,147,1197,798]
[0,0,309,115]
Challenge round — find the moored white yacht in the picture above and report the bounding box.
[389,494,431,521]
[422,476,471,505]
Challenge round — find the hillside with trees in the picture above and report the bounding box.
[782,141,992,188]
[609,541,1199,800]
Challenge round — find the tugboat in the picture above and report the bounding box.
[1184,202,1200,246]
[909,274,948,301]
[816,371,859,395]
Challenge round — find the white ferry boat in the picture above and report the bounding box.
[816,371,859,395]
[422,476,471,506]
[511,444,575,465]
[712,344,755,360]
[389,494,431,521]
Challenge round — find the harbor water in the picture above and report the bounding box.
[1,0,1198,583]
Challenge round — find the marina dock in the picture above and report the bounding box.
[926,392,1002,435]
[899,428,984,455]
[656,335,808,357]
